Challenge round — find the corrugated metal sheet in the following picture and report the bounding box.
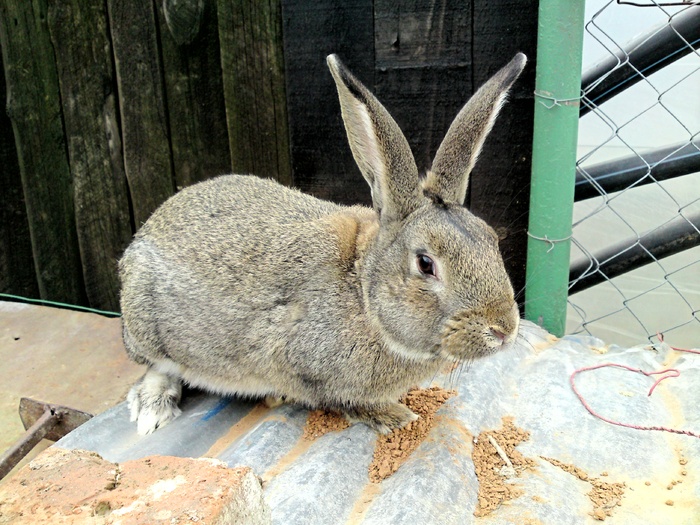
[57,321,700,524]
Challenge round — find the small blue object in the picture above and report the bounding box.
[201,397,232,421]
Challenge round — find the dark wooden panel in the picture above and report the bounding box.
[281,0,374,204]
[0,0,85,304]
[47,1,132,312]
[0,43,38,298]
[107,0,175,228]
[375,0,473,181]
[470,0,538,299]
[218,0,291,185]
[374,0,472,173]
[158,0,232,189]
[375,0,471,69]
[374,66,473,176]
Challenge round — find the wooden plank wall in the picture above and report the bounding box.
[0,47,37,300]
[0,0,86,306]
[0,0,537,312]
[48,1,133,311]
[218,0,291,183]
[160,0,232,189]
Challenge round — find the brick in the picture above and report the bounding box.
[0,447,270,524]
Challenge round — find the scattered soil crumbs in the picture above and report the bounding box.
[541,457,589,480]
[542,457,625,521]
[303,409,350,440]
[589,479,625,520]
[368,387,457,483]
[472,417,534,517]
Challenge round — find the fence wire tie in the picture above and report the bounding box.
[533,90,583,109]
[527,231,573,253]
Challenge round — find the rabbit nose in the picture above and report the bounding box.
[490,328,507,342]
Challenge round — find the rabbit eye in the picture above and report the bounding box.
[416,254,436,277]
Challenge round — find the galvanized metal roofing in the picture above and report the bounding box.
[57,321,700,524]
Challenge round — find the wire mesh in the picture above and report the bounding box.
[567,0,700,347]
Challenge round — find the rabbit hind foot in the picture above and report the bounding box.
[127,368,182,435]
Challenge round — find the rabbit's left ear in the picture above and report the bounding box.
[424,53,527,205]
[328,55,422,224]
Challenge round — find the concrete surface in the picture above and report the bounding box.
[0,301,144,481]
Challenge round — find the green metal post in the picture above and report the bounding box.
[525,0,586,336]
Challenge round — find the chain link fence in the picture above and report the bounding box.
[566,0,700,347]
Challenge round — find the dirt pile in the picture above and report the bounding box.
[368,387,457,483]
[299,388,458,483]
[302,409,350,440]
[472,417,534,517]
[542,457,625,520]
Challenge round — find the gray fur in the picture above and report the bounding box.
[120,54,527,435]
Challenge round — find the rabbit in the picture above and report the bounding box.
[119,52,527,435]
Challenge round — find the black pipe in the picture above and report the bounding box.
[569,209,700,294]
[580,6,700,116]
[575,140,700,200]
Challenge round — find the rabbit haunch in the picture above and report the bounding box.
[120,53,526,435]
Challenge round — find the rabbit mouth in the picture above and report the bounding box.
[440,308,519,360]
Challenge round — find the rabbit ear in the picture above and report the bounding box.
[424,53,527,205]
[327,54,422,223]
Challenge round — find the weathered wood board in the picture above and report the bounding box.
[47,1,133,311]
[0,0,85,305]
[281,0,375,204]
[0,47,38,299]
[107,0,175,229]
[158,0,233,190]
[218,0,292,185]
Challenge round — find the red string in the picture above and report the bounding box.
[570,362,700,439]
[646,368,680,396]
[657,332,700,355]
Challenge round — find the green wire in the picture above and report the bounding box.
[0,293,121,317]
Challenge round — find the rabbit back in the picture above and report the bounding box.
[121,174,342,371]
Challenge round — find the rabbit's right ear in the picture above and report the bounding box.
[327,55,422,224]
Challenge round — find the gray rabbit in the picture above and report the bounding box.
[120,53,526,435]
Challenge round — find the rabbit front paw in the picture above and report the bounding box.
[345,402,419,434]
[127,369,182,435]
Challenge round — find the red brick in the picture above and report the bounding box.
[0,447,270,524]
